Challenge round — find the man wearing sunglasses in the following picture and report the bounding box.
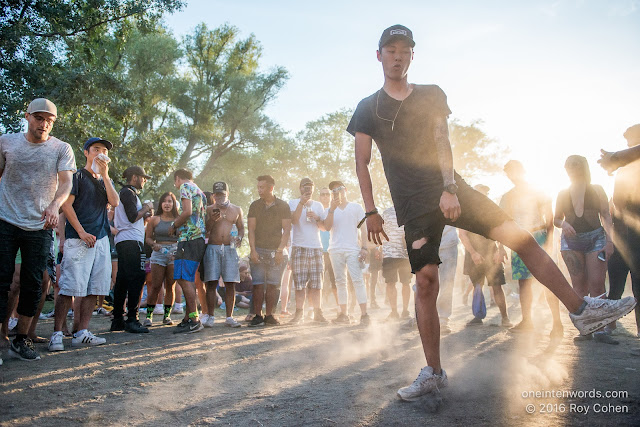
[0,98,75,362]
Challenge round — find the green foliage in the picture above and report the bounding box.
[450,119,510,179]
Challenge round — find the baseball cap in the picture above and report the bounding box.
[83,137,113,151]
[212,181,228,193]
[123,165,151,180]
[27,98,57,117]
[379,25,415,50]
[300,177,314,187]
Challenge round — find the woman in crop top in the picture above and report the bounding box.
[554,155,614,342]
[144,192,180,326]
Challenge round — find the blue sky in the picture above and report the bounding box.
[165,0,640,197]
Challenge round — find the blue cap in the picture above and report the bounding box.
[83,137,113,151]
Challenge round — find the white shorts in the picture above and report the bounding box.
[59,236,112,297]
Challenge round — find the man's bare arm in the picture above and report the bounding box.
[434,116,461,221]
[355,132,388,245]
[599,145,640,173]
[42,170,73,229]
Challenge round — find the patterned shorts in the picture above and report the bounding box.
[290,246,324,290]
[511,229,548,280]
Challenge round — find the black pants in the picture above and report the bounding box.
[113,240,146,322]
[608,241,640,328]
[0,220,52,319]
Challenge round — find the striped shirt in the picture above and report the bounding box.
[381,206,408,259]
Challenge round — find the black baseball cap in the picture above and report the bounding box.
[123,165,151,180]
[212,181,228,193]
[379,25,415,50]
[83,137,113,151]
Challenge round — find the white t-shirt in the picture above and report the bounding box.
[288,198,325,249]
[327,202,365,252]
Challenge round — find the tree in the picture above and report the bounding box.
[0,0,184,132]
[164,23,288,190]
[449,118,510,179]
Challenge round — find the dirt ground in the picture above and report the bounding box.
[1,289,639,427]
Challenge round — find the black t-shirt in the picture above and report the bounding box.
[347,85,452,225]
[248,197,291,250]
[65,169,111,240]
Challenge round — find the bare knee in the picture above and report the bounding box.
[415,267,439,300]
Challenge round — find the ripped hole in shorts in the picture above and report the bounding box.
[412,237,428,250]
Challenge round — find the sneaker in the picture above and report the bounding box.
[8,316,18,331]
[184,318,204,333]
[466,317,483,327]
[593,331,619,345]
[224,317,241,328]
[93,307,109,316]
[48,331,64,352]
[124,320,150,334]
[509,321,534,334]
[501,318,513,328]
[570,296,637,335]
[172,304,184,314]
[173,318,189,334]
[249,315,265,327]
[142,318,152,327]
[153,304,164,315]
[264,315,281,326]
[203,316,215,328]
[8,338,41,361]
[386,312,400,322]
[72,330,107,347]
[397,366,448,401]
[110,318,126,331]
[289,310,304,325]
[360,313,371,326]
[163,317,174,325]
[313,310,329,324]
[332,313,350,325]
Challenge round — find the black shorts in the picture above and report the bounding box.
[382,258,412,284]
[368,248,382,271]
[404,178,510,273]
[464,256,506,287]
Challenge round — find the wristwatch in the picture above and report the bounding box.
[444,183,458,195]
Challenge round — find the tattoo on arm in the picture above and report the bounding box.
[434,116,454,186]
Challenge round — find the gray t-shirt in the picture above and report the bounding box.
[0,133,76,231]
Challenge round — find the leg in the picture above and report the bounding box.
[401,283,411,314]
[518,278,534,324]
[415,264,441,373]
[265,284,280,316]
[54,294,73,332]
[77,295,97,331]
[205,281,218,316]
[253,284,265,317]
[491,284,510,322]
[224,282,236,317]
[585,251,607,297]
[489,221,583,312]
[436,246,457,323]
[330,252,349,314]
[386,282,398,314]
[345,251,367,315]
[146,263,167,320]
[561,251,588,297]
[28,271,51,339]
[196,273,207,314]
[178,279,199,319]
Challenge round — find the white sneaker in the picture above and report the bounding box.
[153,304,164,315]
[48,331,64,352]
[570,296,637,335]
[225,317,241,328]
[71,330,106,347]
[397,366,448,401]
[172,304,184,314]
[203,315,215,328]
[8,317,18,331]
[201,313,209,323]
[139,307,147,313]
[142,318,152,327]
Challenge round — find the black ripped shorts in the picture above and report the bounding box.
[404,178,511,273]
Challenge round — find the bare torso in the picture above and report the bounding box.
[206,203,241,245]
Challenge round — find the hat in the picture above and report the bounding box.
[27,98,57,117]
[379,25,415,50]
[83,137,113,151]
[123,166,151,180]
[212,181,228,193]
[300,177,314,187]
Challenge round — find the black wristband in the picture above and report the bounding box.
[365,208,378,217]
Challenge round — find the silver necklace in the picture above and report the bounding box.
[376,89,405,131]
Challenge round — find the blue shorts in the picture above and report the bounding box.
[250,247,288,287]
[203,244,240,283]
[173,238,206,282]
[561,227,606,253]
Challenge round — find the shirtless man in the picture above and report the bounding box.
[203,182,244,328]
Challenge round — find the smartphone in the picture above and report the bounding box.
[597,251,606,262]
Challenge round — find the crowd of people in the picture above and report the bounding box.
[0,24,638,406]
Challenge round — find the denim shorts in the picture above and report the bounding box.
[150,243,178,267]
[250,247,288,287]
[561,227,606,253]
[203,244,240,283]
